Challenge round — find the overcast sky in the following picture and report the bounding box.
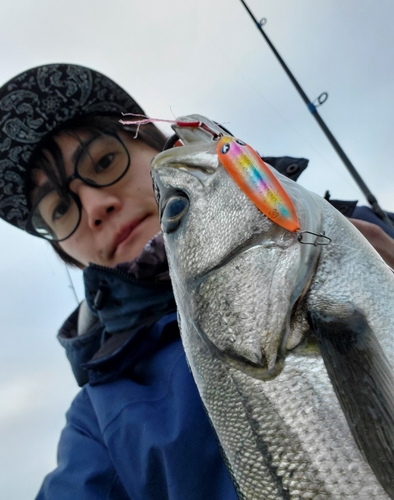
[1,0,394,498]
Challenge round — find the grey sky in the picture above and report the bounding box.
[1,0,393,497]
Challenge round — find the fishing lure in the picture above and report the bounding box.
[121,113,303,234]
[217,135,300,232]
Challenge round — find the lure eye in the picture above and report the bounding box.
[221,143,230,155]
[235,139,245,146]
[161,194,189,234]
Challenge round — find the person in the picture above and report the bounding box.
[0,63,393,500]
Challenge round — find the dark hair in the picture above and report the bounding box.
[30,114,167,268]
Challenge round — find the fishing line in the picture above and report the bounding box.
[64,263,79,305]
[237,0,394,231]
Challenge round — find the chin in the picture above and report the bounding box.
[114,226,161,265]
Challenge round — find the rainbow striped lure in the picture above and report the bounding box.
[217,136,300,232]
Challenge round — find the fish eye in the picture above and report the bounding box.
[235,139,245,146]
[161,194,189,234]
[221,143,230,154]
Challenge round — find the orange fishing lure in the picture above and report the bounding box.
[217,136,300,232]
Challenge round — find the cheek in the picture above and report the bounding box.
[59,236,91,267]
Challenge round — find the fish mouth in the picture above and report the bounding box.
[191,315,286,381]
[191,232,299,381]
[152,141,219,172]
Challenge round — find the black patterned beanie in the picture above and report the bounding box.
[0,63,146,230]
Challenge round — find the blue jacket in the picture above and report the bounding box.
[36,265,239,500]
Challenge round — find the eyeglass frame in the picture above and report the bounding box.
[25,129,131,242]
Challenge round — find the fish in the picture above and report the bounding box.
[151,114,394,499]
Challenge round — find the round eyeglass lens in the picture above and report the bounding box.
[31,191,80,241]
[77,134,129,186]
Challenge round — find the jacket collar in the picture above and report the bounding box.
[83,263,176,334]
[58,263,176,386]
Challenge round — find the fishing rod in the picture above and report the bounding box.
[238,0,393,228]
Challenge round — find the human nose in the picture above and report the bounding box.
[77,184,120,229]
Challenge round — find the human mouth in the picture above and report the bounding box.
[112,218,146,256]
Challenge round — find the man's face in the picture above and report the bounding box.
[32,130,161,267]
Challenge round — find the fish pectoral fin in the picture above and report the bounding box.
[310,309,394,498]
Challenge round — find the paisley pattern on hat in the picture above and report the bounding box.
[0,64,145,230]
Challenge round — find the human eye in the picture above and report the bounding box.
[51,197,71,222]
[78,134,127,184]
[94,152,116,174]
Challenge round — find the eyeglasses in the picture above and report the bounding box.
[26,132,130,242]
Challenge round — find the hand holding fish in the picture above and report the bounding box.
[150,115,394,499]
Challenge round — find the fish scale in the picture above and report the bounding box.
[191,250,388,498]
[151,114,394,499]
[182,325,283,499]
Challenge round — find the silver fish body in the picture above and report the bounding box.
[151,115,394,499]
